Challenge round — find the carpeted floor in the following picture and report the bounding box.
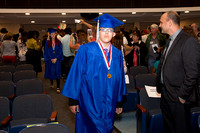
[38,61,136,133]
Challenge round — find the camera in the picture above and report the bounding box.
[153,46,158,51]
[87,29,93,38]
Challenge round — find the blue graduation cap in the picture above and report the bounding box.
[48,28,57,34]
[94,13,124,29]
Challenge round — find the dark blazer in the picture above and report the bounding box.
[156,30,200,103]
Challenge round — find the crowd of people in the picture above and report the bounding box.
[0,20,200,90]
[0,12,200,132]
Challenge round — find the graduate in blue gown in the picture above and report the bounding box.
[62,14,127,133]
[44,29,63,93]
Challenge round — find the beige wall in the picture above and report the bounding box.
[180,18,200,28]
[0,24,21,34]
[22,24,76,40]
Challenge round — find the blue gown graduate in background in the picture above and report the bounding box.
[62,14,127,133]
[44,29,63,92]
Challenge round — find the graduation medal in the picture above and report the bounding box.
[98,41,112,78]
[107,73,112,78]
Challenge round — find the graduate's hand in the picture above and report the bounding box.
[115,108,123,114]
[51,58,57,64]
[69,105,79,114]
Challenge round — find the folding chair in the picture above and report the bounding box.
[9,94,57,133]
[0,81,15,100]
[0,72,12,82]
[130,66,148,78]
[0,65,15,73]
[13,70,36,83]
[137,88,164,133]
[198,115,200,130]
[135,74,157,89]
[190,107,200,133]
[123,74,138,112]
[16,79,45,96]
[19,123,70,133]
[15,64,34,72]
[0,97,12,130]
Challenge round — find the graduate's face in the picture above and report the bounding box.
[50,32,56,39]
[99,28,116,44]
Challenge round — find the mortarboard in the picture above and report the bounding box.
[48,28,57,34]
[94,13,124,41]
[93,13,124,29]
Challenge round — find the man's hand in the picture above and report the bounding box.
[69,105,79,114]
[115,108,123,114]
[179,98,186,104]
[156,47,161,53]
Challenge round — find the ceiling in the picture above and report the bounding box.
[0,7,200,25]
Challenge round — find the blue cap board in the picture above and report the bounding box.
[48,29,57,34]
[93,13,124,29]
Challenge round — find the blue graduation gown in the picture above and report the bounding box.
[62,41,127,133]
[44,41,63,80]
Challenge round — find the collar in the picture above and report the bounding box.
[170,28,182,41]
[99,40,111,51]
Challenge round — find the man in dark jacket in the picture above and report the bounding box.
[157,11,200,133]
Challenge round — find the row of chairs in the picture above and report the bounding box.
[126,66,200,133]
[0,79,44,100]
[123,66,156,112]
[136,85,200,133]
[0,70,36,83]
[0,64,34,74]
[0,63,70,133]
[0,94,60,133]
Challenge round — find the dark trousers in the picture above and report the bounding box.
[61,56,74,78]
[161,90,191,133]
[50,79,60,88]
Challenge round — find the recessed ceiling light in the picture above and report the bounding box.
[62,20,66,23]
[31,21,35,23]
[184,11,189,13]
[132,12,136,14]
[99,13,103,15]
[25,13,30,15]
[61,13,66,15]
[123,20,126,22]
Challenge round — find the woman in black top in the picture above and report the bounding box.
[126,32,147,67]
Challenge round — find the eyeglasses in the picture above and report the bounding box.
[99,28,114,32]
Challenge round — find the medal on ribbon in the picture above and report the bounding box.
[98,41,112,78]
[107,72,112,78]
